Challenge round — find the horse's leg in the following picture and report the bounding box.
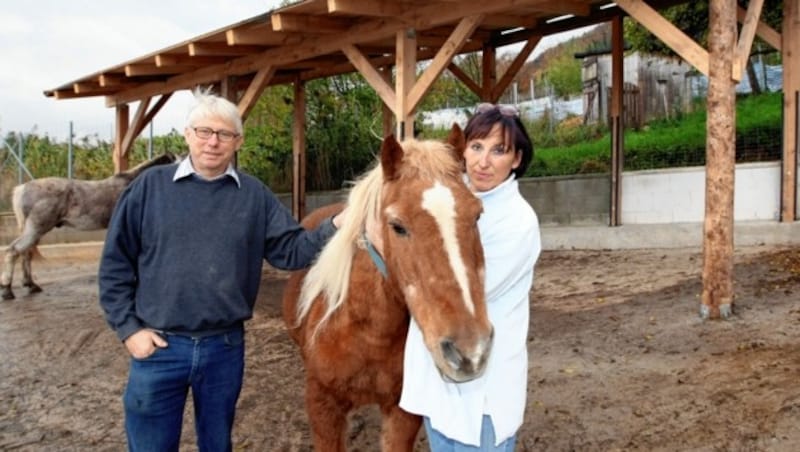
[380,404,422,452]
[305,378,351,452]
[21,248,42,294]
[1,245,19,300]
[2,225,44,300]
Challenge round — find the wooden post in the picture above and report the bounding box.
[380,67,395,137]
[292,78,307,221]
[396,28,417,139]
[221,76,240,168]
[781,0,799,222]
[609,15,624,227]
[481,43,496,101]
[701,0,737,320]
[113,104,130,173]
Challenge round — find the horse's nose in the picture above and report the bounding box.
[440,328,493,380]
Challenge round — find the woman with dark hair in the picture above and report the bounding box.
[400,103,542,451]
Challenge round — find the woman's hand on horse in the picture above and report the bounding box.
[124,329,168,359]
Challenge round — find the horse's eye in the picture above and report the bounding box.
[390,222,408,236]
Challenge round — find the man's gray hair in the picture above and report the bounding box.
[186,86,244,136]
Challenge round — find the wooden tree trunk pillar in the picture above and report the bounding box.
[292,79,307,221]
[113,104,130,173]
[701,0,736,320]
[781,0,799,222]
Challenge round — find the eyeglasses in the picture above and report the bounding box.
[192,127,240,142]
[475,103,519,117]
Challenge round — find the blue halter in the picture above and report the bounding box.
[363,233,387,278]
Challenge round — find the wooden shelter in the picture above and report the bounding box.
[44,0,798,319]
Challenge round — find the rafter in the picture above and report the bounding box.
[270,13,351,33]
[327,0,409,17]
[737,5,781,51]
[188,43,266,57]
[407,15,485,114]
[342,44,398,115]
[615,0,709,77]
[155,54,228,67]
[226,25,299,46]
[125,64,193,77]
[491,35,540,99]
[238,66,277,119]
[734,0,765,81]
[107,0,549,106]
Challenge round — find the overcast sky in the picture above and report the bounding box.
[0,1,591,141]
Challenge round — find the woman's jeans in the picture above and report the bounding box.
[424,415,517,452]
[123,328,245,452]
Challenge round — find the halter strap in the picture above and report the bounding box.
[363,233,387,278]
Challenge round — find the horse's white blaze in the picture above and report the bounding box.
[422,182,475,315]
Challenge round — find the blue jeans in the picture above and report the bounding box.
[424,416,517,452]
[123,328,245,452]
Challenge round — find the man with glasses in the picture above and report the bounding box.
[98,88,343,451]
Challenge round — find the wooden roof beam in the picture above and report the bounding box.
[226,24,300,46]
[99,73,129,87]
[342,44,398,115]
[734,0,765,81]
[125,64,194,77]
[188,42,266,57]
[447,62,482,95]
[238,66,276,119]
[616,0,709,77]
[737,4,781,51]
[407,14,485,115]
[270,13,351,33]
[482,14,539,29]
[533,1,591,17]
[327,0,409,18]
[105,0,553,106]
[155,54,228,67]
[491,35,541,99]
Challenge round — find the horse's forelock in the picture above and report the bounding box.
[396,139,462,181]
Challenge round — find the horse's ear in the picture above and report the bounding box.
[380,134,404,181]
[445,122,466,164]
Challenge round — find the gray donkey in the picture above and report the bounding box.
[1,153,177,300]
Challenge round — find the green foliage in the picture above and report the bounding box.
[538,42,583,98]
[420,54,480,111]
[305,75,383,190]
[238,74,383,192]
[527,91,783,177]
[625,0,784,57]
[239,84,295,190]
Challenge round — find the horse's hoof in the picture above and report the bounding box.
[25,284,43,295]
[1,287,15,300]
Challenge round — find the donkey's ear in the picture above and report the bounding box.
[381,134,403,181]
[445,123,466,163]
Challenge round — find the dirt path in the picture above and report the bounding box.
[1,244,799,451]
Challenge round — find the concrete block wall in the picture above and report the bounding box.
[2,161,796,247]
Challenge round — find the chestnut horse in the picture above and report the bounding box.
[282,126,493,451]
[1,153,177,300]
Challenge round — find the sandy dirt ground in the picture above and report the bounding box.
[1,242,799,451]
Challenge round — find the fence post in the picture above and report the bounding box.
[68,121,73,179]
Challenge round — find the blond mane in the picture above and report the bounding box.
[295,138,461,333]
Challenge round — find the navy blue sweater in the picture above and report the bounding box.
[98,164,336,340]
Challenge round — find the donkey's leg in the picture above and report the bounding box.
[2,226,43,300]
[305,378,352,452]
[380,404,422,452]
[21,248,42,294]
[1,245,19,300]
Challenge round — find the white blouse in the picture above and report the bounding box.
[399,175,541,446]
